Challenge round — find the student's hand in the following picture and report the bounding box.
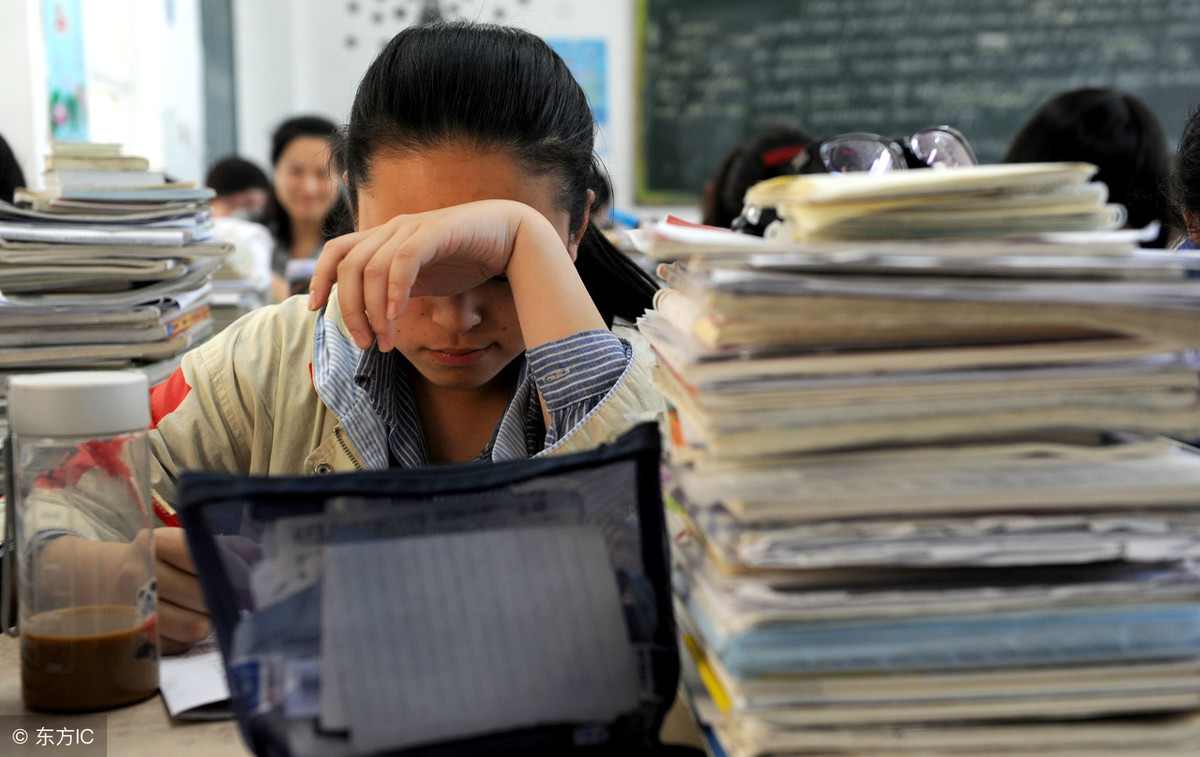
[153,527,212,655]
[307,200,564,350]
[35,530,214,655]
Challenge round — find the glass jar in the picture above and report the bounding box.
[8,371,158,712]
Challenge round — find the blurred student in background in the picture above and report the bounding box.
[205,155,276,306]
[1172,103,1200,250]
[205,155,272,221]
[1004,87,1180,247]
[701,122,818,228]
[0,132,27,203]
[263,115,349,301]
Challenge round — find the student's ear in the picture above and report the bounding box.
[567,190,595,261]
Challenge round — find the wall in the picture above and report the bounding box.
[159,0,206,183]
[0,0,205,189]
[0,0,50,189]
[230,0,683,219]
[232,0,295,175]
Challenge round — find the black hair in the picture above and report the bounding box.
[205,155,271,196]
[702,122,818,229]
[263,115,350,251]
[1172,103,1200,242]
[1004,87,1179,247]
[0,133,27,204]
[338,21,657,326]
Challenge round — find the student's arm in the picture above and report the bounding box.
[527,329,631,445]
[307,199,606,352]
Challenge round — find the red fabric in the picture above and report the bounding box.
[34,439,132,490]
[150,368,192,429]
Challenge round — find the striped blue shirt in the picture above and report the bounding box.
[312,312,631,469]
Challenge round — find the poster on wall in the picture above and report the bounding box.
[43,0,89,142]
[547,39,609,158]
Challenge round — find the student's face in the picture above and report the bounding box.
[354,145,571,393]
[273,136,338,225]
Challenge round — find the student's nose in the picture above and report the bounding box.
[429,292,483,333]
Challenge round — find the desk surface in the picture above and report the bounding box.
[0,634,702,755]
[0,633,249,756]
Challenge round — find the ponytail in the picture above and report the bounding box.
[574,223,659,327]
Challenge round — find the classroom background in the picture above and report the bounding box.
[5,0,1200,224]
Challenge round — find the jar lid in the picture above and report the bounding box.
[8,371,150,438]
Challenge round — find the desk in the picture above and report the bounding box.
[0,633,251,756]
[0,634,703,755]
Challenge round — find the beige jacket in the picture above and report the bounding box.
[31,293,660,541]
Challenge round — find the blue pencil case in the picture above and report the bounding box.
[176,422,683,757]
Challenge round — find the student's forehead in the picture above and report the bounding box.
[359,147,564,218]
[279,137,332,164]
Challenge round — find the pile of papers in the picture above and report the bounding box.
[207,216,275,330]
[744,161,1125,242]
[638,163,1200,755]
[0,142,231,434]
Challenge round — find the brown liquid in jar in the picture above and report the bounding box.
[21,605,158,712]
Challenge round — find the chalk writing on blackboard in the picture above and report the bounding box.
[637,0,1200,203]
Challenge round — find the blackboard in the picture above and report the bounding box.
[635,0,1200,204]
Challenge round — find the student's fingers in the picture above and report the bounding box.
[360,239,404,352]
[386,250,424,321]
[332,219,417,348]
[155,550,212,654]
[336,233,398,349]
[155,553,208,615]
[362,225,434,340]
[153,527,197,576]
[157,600,212,655]
[339,220,428,350]
[308,228,373,311]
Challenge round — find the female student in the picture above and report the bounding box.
[137,21,662,652]
[1173,103,1200,250]
[263,115,347,300]
[1004,87,1180,248]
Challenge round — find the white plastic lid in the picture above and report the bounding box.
[8,371,151,438]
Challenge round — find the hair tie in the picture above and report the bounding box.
[761,145,806,168]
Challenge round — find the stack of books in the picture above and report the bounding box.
[0,142,231,435]
[744,161,1125,242]
[639,164,1200,756]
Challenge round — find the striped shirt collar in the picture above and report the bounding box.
[353,347,542,467]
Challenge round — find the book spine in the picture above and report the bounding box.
[44,156,151,171]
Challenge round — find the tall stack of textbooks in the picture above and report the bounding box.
[638,163,1200,756]
[0,142,231,436]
